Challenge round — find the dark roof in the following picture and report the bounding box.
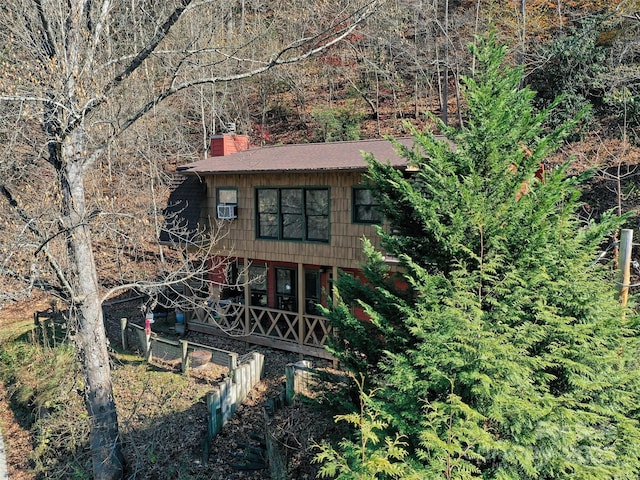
[177,137,416,175]
[159,174,206,245]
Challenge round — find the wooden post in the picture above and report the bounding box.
[228,352,238,372]
[264,410,288,480]
[244,256,251,336]
[285,364,294,406]
[206,390,222,438]
[618,229,633,307]
[120,318,128,350]
[298,262,304,354]
[144,333,151,362]
[332,265,339,369]
[180,339,189,373]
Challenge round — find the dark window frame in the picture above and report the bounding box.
[256,187,330,243]
[352,186,382,224]
[275,267,297,311]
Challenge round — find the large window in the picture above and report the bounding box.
[352,187,382,224]
[257,187,329,242]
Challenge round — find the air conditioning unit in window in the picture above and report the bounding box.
[217,204,237,220]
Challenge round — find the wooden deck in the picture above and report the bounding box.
[187,301,335,360]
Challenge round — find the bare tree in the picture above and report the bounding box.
[0,1,381,478]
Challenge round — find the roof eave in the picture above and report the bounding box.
[177,165,407,175]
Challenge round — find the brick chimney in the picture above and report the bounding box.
[209,134,250,157]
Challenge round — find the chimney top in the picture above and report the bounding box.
[209,134,250,157]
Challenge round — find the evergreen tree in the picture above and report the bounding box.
[322,34,640,479]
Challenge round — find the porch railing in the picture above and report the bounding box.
[187,301,334,360]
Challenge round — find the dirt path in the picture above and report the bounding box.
[0,383,35,480]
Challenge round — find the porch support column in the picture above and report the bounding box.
[244,257,250,335]
[298,262,305,350]
[331,264,340,368]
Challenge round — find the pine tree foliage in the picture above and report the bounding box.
[314,377,421,480]
[322,34,640,479]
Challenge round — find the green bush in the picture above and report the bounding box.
[311,105,363,142]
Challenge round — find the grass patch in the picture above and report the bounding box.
[0,318,35,343]
[0,323,225,479]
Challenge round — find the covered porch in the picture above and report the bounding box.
[185,260,340,360]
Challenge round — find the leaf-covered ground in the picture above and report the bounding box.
[0,295,339,479]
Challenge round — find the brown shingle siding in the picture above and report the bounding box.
[165,138,429,268]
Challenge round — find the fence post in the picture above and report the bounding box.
[206,390,222,438]
[228,352,238,381]
[264,410,288,480]
[50,320,56,348]
[120,318,128,350]
[180,339,189,373]
[285,364,294,406]
[252,352,264,382]
[286,360,312,405]
[144,322,152,362]
[618,228,633,307]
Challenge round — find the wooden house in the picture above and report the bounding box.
[161,134,415,359]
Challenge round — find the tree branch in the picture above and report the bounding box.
[115,0,382,136]
[90,0,112,68]
[0,185,75,299]
[63,0,195,138]
[33,0,57,58]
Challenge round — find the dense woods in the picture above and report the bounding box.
[1,0,640,478]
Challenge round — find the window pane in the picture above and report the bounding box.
[281,189,303,239]
[355,188,374,205]
[306,189,328,215]
[259,214,278,238]
[282,214,303,239]
[258,189,277,213]
[281,189,302,213]
[257,189,278,238]
[249,265,267,307]
[307,216,329,241]
[276,269,295,295]
[306,189,329,242]
[249,265,267,292]
[354,188,382,223]
[218,188,237,204]
[356,205,381,222]
[276,268,296,311]
[305,270,321,314]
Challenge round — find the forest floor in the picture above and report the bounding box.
[0,292,342,479]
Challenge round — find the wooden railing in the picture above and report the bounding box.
[187,301,334,360]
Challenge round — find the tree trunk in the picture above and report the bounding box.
[61,134,124,480]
